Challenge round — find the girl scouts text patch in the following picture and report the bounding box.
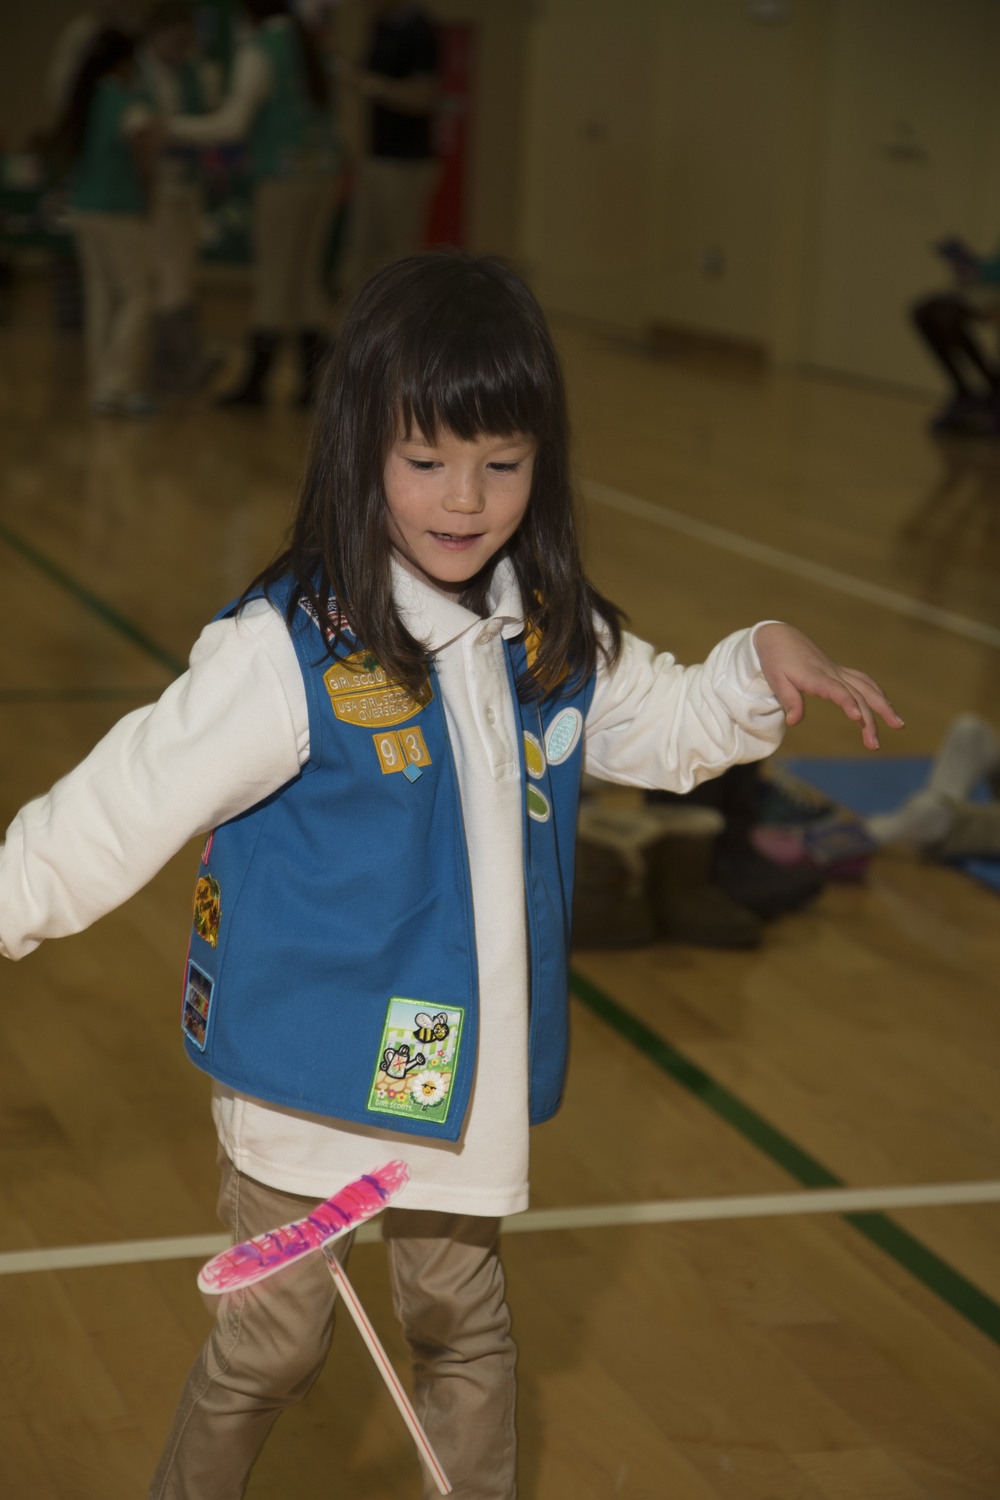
[368,998,465,1124]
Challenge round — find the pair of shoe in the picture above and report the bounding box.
[573,803,763,950]
[216,329,329,410]
[90,392,156,418]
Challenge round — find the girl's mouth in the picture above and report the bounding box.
[430,532,482,550]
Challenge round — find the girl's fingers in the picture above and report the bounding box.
[777,682,805,726]
[803,672,881,748]
[838,668,905,726]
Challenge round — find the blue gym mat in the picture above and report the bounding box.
[780,755,1000,896]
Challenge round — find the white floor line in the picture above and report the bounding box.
[581,477,1000,651]
[2,1180,998,1278]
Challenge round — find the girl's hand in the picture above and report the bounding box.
[753,623,904,751]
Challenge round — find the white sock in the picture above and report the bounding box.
[927,714,1000,800]
[867,790,955,850]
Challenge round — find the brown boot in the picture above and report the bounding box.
[643,805,763,949]
[573,804,664,947]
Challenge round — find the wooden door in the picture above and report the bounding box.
[806,0,1000,390]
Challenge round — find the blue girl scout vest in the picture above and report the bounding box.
[181,578,596,1143]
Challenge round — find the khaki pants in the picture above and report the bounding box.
[73,212,151,402]
[252,178,335,331]
[341,156,440,295]
[151,181,202,313]
[148,1156,517,1500]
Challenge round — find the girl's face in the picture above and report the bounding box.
[384,427,536,599]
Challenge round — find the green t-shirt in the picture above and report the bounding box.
[250,24,337,182]
[72,79,145,214]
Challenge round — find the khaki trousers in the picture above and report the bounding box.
[341,156,440,295]
[252,178,335,331]
[73,212,152,402]
[151,181,202,313]
[148,1156,517,1500]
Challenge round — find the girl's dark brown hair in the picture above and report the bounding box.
[248,251,623,697]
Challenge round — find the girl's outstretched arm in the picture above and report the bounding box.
[0,603,306,962]
[584,623,787,792]
[753,623,903,752]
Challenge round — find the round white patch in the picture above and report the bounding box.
[544,707,583,766]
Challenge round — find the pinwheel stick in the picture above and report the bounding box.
[322,1244,452,1496]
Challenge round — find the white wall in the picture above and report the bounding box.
[519,0,1000,389]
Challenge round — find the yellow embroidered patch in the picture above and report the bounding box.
[523,731,545,780]
[193,875,221,948]
[324,652,432,728]
[373,726,432,775]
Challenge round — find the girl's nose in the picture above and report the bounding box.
[445,471,486,512]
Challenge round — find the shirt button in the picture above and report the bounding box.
[485,706,497,725]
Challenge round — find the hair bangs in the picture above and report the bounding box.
[391,272,554,445]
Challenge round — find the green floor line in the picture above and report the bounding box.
[0,686,158,704]
[0,520,185,676]
[570,969,1000,1347]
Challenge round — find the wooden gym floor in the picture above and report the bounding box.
[0,276,998,1498]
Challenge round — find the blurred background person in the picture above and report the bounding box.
[138,0,221,391]
[911,236,1000,434]
[39,2,143,334]
[48,26,159,416]
[338,0,440,294]
[166,0,340,408]
[44,0,142,125]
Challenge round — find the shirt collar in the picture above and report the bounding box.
[390,555,524,652]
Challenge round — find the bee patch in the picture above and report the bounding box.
[182,961,213,1051]
[368,997,464,1124]
[193,874,222,948]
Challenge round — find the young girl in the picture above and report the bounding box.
[53,27,161,415]
[0,253,901,1500]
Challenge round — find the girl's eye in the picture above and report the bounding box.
[406,459,438,472]
[488,462,521,474]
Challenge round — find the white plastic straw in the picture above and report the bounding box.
[322,1244,452,1495]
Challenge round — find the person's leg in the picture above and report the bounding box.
[382,159,439,264]
[385,1209,517,1500]
[101,216,153,405]
[338,157,380,300]
[912,295,997,398]
[290,180,335,405]
[867,715,1000,850]
[73,215,116,405]
[252,178,298,334]
[149,183,210,389]
[152,183,201,316]
[148,1157,350,1500]
[926,713,1000,800]
[217,181,286,405]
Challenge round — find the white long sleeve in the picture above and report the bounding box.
[0,602,305,961]
[584,624,785,789]
[166,44,273,146]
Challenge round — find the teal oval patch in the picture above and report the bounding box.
[544,708,582,766]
